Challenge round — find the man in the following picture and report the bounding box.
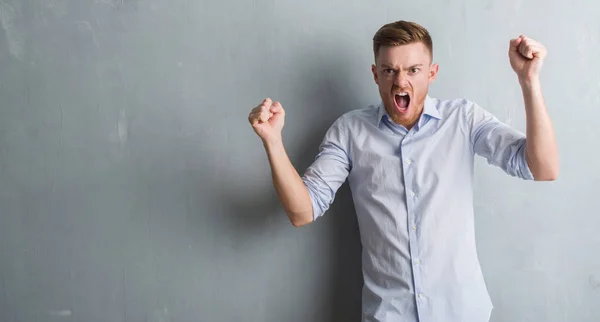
[247,20,558,322]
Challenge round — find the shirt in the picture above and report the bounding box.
[301,95,533,322]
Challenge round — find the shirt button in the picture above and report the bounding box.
[406,159,412,165]
[414,259,421,265]
[412,225,417,230]
[418,293,424,299]
[410,191,416,197]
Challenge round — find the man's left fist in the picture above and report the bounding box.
[509,35,547,81]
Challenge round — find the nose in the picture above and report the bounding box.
[394,71,409,88]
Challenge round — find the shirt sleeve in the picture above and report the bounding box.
[301,116,352,221]
[467,101,534,180]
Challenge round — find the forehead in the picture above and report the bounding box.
[376,42,431,66]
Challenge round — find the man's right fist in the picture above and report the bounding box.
[248,98,285,144]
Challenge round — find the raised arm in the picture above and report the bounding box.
[248,98,351,227]
[509,35,559,181]
[248,98,313,226]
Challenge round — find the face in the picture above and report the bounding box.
[371,42,438,129]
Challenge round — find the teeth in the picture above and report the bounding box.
[395,92,408,96]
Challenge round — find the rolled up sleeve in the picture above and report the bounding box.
[301,117,352,220]
[467,101,534,180]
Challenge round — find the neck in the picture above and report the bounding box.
[385,104,424,130]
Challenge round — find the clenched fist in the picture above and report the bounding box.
[248,98,285,144]
[509,35,547,81]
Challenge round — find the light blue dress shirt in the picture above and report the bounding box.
[301,95,533,322]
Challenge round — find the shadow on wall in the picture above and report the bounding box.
[213,39,365,321]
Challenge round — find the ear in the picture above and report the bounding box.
[428,63,439,84]
[371,64,379,85]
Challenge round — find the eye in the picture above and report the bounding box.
[409,67,420,74]
[384,68,395,75]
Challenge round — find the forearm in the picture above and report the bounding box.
[520,77,559,180]
[263,139,314,227]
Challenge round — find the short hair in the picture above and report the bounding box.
[372,20,433,62]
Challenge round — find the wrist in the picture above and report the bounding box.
[519,76,541,90]
[262,136,284,149]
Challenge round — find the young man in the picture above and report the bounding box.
[248,20,558,322]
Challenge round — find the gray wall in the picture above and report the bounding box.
[0,0,598,321]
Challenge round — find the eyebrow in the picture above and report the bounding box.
[380,64,424,69]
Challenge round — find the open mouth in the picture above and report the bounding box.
[394,92,411,113]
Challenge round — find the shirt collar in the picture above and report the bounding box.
[377,95,441,127]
